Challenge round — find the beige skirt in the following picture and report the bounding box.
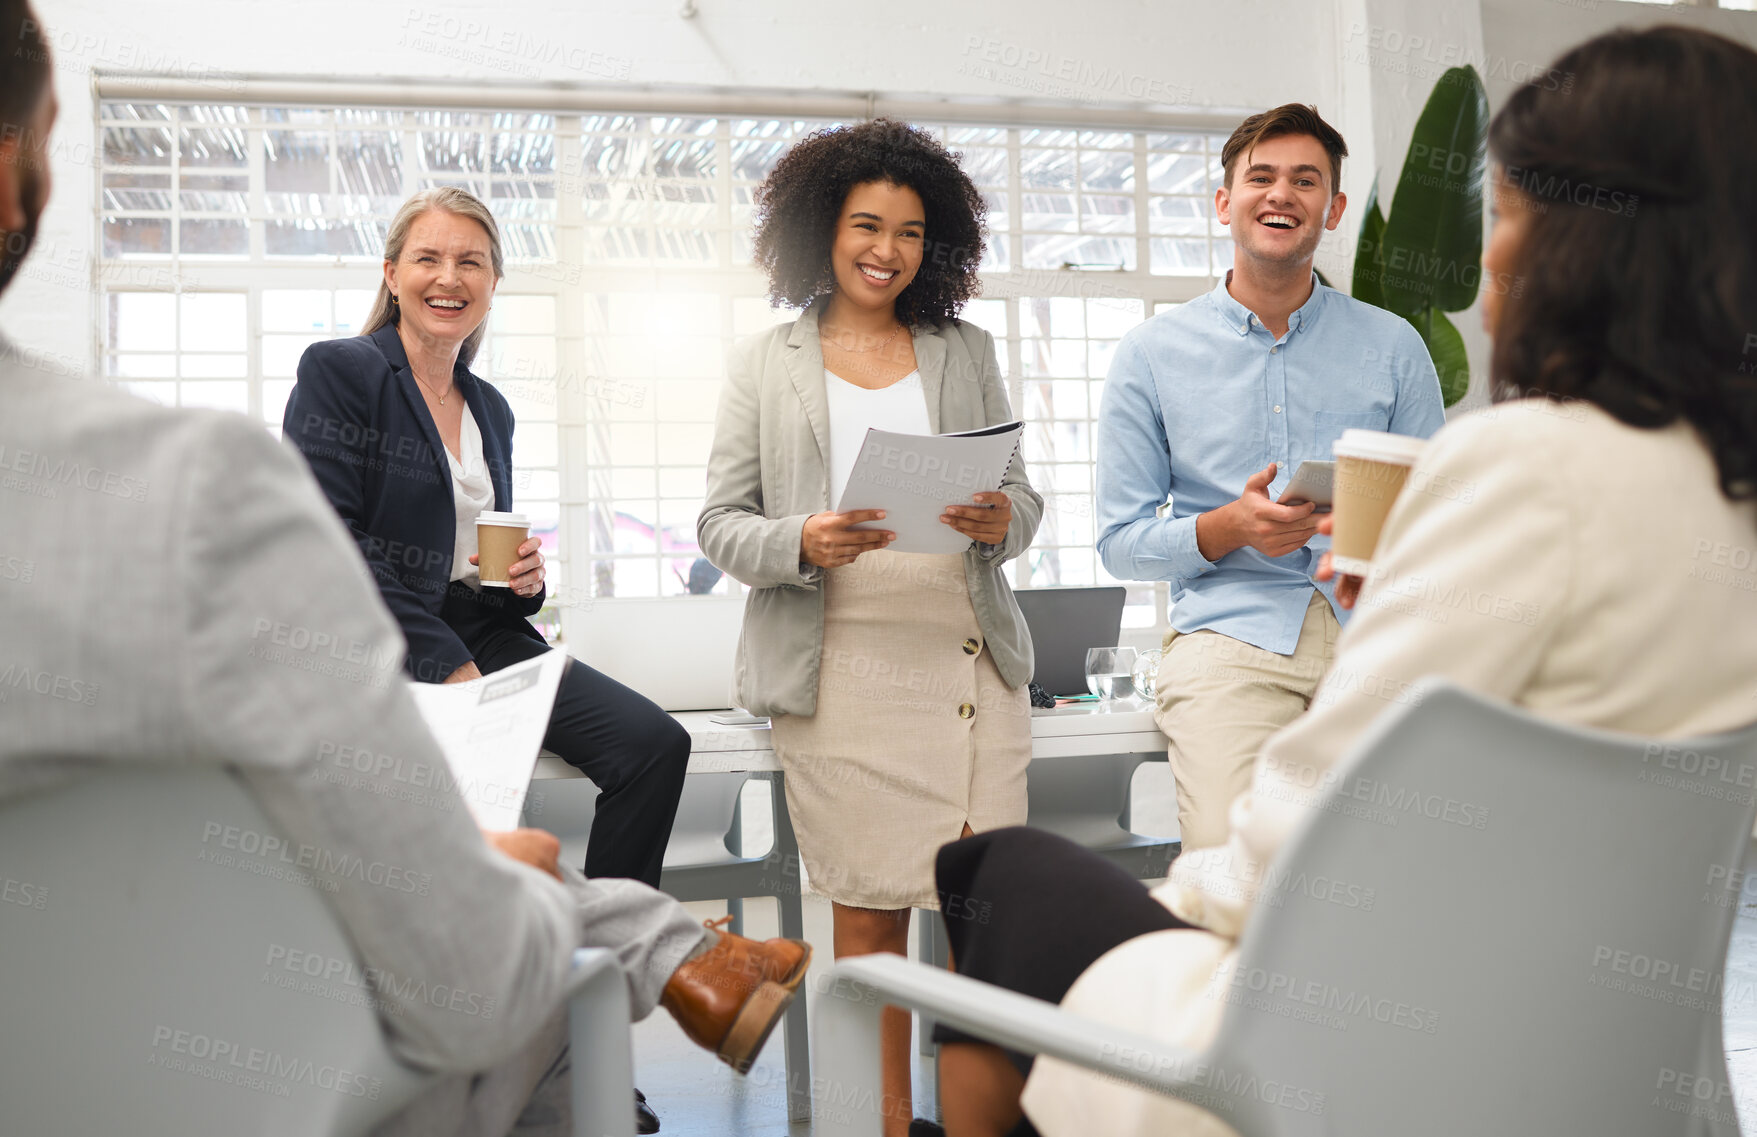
[769,550,1031,911]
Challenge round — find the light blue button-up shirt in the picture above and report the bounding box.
[1096,273,1445,655]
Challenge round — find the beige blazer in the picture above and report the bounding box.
[1022,399,1757,1137]
[698,303,1042,717]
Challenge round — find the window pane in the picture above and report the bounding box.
[180,354,247,378]
[1151,237,1210,276]
[112,293,176,351]
[263,290,333,333]
[179,381,248,412]
[1020,149,1077,191]
[104,127,173,167]
[181,126,249,169]
[180,294,247,351]
[1080,151,1134,192]
[104,217,171,257]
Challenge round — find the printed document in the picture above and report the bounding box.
[408,649,567,831]
[834,421,1025,554]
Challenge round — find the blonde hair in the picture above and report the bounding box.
[362,186,505,369]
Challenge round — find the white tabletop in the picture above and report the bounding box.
[535,702,1164,779]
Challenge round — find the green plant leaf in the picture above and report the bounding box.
[1351,177,1387,310]
[1381,65,1488,316]
[1422,306,1472,406]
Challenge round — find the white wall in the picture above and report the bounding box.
[1482,0,1757,108]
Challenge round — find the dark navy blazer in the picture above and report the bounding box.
[283,323,546,683]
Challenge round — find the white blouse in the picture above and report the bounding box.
[446,404,495,586]
[823,368,931,506]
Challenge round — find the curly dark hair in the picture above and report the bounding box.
[751,118,987,327]
[1489,25,1757,507]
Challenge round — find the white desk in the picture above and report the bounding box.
[534,702,1164,780]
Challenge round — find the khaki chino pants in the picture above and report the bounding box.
[1155,591,1340,851]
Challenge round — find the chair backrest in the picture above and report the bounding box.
[525,770,752,869]
[0,768,435,1137]
[1200,681,1757,1137]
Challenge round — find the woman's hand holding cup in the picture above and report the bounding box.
[468,537,545,597]
[1311,514,1364,609]
[802,510,895,568]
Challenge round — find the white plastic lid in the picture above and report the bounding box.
[476,511,529,527]
[1333,428,1426,466]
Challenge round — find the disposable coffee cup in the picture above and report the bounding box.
[1329,429,1426,576]
[476,511,530,588]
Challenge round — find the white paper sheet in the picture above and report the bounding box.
[833,421,1024,554]
[407,649,567,831]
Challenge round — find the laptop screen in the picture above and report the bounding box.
[1013,586,1128,698]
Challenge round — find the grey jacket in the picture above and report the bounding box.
[0,339,704,1135]
[698,304,1042,717]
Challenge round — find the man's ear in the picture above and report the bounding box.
[1324,190,1347,232]
[1214,184,1232,227]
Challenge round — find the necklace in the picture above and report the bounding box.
[821,323,903,355]
[411,369,455,406]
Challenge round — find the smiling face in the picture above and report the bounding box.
[382,209,499,351]
[827,180,926,319]
[1216,133,1345,270]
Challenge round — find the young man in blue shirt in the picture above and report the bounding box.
[1096,105,1445,850]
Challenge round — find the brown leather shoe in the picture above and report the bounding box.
[660,916,812,1074]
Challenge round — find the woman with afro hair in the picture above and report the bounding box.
[699,118,1042,1136]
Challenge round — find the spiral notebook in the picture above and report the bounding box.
[834,420,1025,554]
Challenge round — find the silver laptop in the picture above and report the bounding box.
[1014,586,1128,698]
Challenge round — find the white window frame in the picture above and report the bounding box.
[95,77,1250,641]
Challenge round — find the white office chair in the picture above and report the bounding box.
[812,680,1757,1136]
[0,767,635,1137]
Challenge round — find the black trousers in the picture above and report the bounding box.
[443,587,690,889]
[933,826,1193,1136]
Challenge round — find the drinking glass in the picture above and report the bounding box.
[1084,646,1139,708]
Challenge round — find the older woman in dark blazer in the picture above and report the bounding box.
[283,187,688,895]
